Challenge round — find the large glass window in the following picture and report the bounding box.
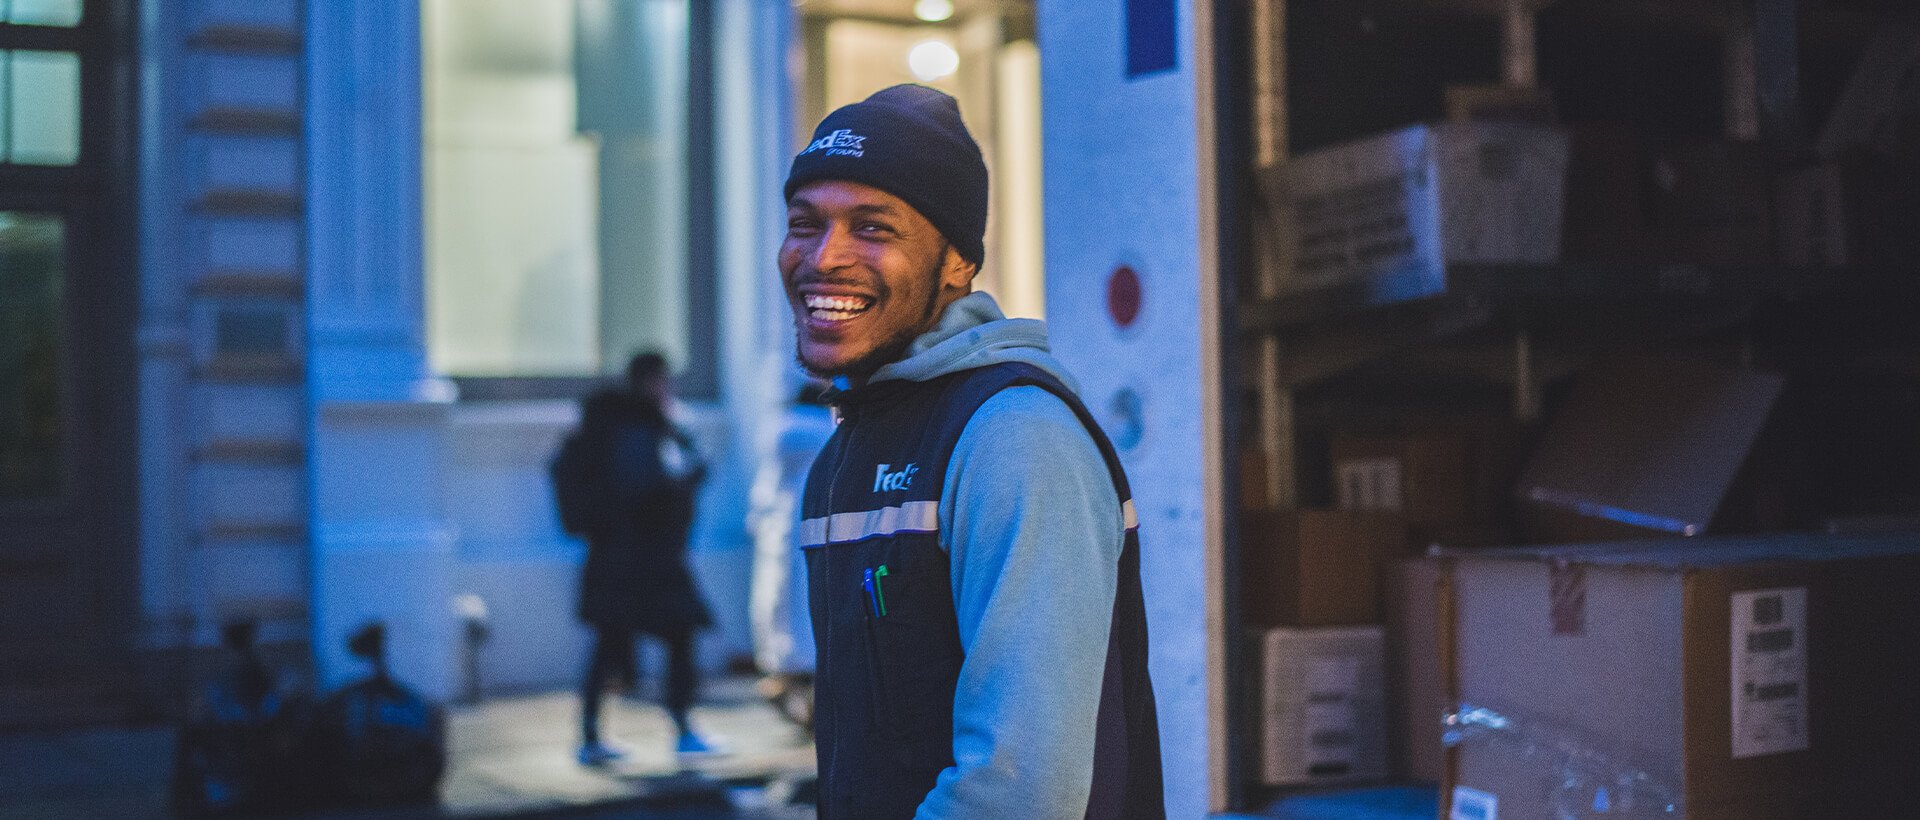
[0,211,63,499]
[424,0,689,380]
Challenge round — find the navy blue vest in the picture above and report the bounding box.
[800,362,1165,819]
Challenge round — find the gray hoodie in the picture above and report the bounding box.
[867,291,1126,820]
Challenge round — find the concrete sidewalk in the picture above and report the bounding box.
[0,677,815,819]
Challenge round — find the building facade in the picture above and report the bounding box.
[3,0,1234,814]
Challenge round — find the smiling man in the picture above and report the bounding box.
[781,84,1164,820]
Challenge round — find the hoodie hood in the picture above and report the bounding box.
[863,291,1080,393]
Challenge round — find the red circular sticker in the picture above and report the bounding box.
[1107,265,1142,329]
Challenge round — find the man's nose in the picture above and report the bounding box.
[808,224,858,272]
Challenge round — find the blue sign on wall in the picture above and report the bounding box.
[1125,0,1176,78]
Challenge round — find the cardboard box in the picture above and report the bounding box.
[1515,356,1784,542]
[1270,122,1569,302]
[1262,625,1390,787]
[1241,509,1409,627]
[1332,421,1524,540]
[1384,556,1452,784]
[1445,534,1920,819]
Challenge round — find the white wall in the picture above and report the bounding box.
[442,400,759,693]
[1039,1,1224,815]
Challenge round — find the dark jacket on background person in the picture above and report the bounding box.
[553,389,712,635]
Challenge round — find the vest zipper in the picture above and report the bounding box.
[863,604,891,731]
[823,409,854,809]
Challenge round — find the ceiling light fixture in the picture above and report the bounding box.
[914,0,955,23]
[907,39,960,81]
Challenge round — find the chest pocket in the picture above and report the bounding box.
[835,532,962,759]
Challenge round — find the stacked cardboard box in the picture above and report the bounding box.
[1436,534,1920,819]
[1331,419,1524,548]
[1266,121,1569,303]
[1241,509,1409,628]
[1261,626,1390,788]
[1383,556,1452,785]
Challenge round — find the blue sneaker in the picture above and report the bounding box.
[577,739,629,766]
[675,730,726,757]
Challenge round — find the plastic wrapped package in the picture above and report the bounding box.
[1443,702,1681,819]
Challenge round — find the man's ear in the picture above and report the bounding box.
[940,245,978,292]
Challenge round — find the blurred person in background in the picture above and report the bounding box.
[748,379,835,731]
[551,352,717,765]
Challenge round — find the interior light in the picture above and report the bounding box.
[908,40,960,81]
[914,0,955,23]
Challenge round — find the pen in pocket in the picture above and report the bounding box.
[863,565,890,618]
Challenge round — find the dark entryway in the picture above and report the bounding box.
[0,0,139,727]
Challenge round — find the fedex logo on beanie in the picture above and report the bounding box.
[803,128,866,158]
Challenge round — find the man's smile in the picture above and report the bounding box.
[801,292,875,324]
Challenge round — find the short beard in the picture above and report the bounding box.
[795,242,951,383]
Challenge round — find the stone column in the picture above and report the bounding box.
[305,0,459,699]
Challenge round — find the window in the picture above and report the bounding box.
[0,0,100,500]
[0,211,62,499]
[3,0,82,28]
[1,49,80,165]
[424,0,692,383]
[1,0,85,167]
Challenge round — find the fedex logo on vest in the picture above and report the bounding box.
[874,463,919,493]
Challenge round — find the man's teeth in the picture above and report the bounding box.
[804,294,871,321]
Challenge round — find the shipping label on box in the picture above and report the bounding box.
[1336,457,1405,512]
[1730,587,1809,759]
[1449,786,1499,820]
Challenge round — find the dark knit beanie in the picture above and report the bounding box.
[784,84,989,266]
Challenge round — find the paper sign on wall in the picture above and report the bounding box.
[1730,587,1810,758]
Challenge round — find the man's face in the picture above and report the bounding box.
[780,180,975,382]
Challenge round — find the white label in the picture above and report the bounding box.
[1303,656,1361,765]
[1730,587,1810,758]
[1335,458,1404,512]
[1450,786,1498,820]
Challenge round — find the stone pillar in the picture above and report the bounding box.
[679,0,796,670]
[1039,0,1228,814]
[305,0,459,699]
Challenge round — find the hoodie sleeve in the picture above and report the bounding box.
[916,385,1123,820]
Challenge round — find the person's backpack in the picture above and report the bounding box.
[169,620,309,817]
[550,431,606,536]
[304,623,446,807]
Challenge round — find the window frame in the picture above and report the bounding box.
[0,8,107,176]
[0,0,135,511]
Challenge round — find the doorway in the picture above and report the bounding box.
[0,0,139,727]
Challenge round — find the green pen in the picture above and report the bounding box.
[874,565,889,617]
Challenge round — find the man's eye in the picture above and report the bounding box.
[855,222,895,236]
[787,218,820,234]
